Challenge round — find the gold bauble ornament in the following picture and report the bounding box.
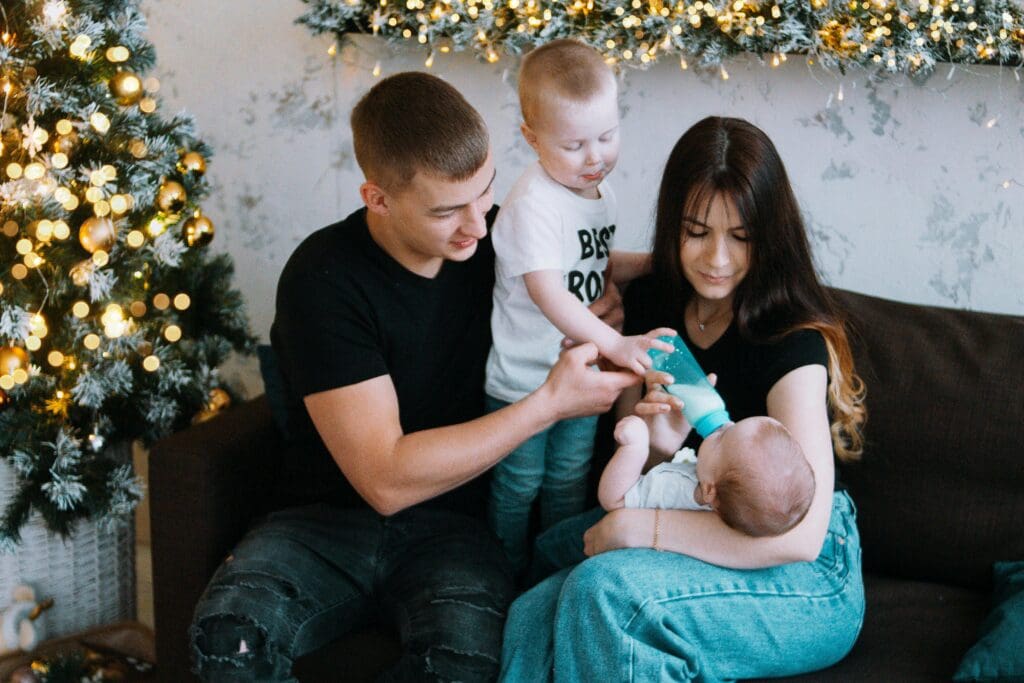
[0,346,30,375]
[156,180,187,213]
[109,70,144,106]
[0,388,11,411]
[183,214,214,247]
[79,216,117,254]
[179,151,207,175]
[208,387,232,411]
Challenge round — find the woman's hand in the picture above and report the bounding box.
[583,508,652,556]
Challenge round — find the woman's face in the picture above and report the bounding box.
[678,192,750,304]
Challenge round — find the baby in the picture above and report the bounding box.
[485,39,664,572]
[599,415,815,538]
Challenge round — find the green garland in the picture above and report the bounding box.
[298,0,1024,76]
[0,0,255,548]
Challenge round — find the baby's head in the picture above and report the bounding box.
[518,39,620,198]
[695,416,815,537]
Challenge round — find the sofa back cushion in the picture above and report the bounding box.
[833,289,1024,590]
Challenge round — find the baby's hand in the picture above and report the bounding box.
[614,415,649,449]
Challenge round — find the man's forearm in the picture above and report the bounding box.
[372,387,559,515]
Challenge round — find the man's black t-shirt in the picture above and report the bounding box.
[623,276,838,486]
[270,207,498,515]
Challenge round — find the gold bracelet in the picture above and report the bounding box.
[653,508,663,551]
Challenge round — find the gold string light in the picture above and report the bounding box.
[300,0,1024,75]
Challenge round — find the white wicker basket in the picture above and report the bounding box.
[0,442,136,641]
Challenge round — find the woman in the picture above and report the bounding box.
[501,117,867,681]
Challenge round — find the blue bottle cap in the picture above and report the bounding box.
[694,409,731,439]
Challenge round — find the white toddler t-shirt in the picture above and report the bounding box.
[485,162,617,402]
[624,447,713,511]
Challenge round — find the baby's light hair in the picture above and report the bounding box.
[518,39,616,127]
[714,417,815,538]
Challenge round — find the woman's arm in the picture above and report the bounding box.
[609,250,652,284]
[584,364,833,568]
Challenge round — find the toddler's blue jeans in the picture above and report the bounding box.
[486,395,598,574]
[189,503,513,682]
[501,491,864,682]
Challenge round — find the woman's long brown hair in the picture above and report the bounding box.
[651,117,866,461]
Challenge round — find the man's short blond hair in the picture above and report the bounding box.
[518,39,616,127]
[351,72,489,190]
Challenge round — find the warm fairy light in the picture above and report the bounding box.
[126,230,145,248]
[12,264,29,280]
[0,376,13,391]
[143,355,160,372]
[53,220,70,240]
[164,325,182,342]
[48,351,65,367]
[147,218,166,237]
[143,77,160,93]
[129,301,147,317]
[173,293,192,310]
[24,252,44,269]
[110,195,130,214]
[139,98,157,113]
[72,301,90,318]
[94,200,111,217]
[7,163,23,179]
[30,314,47,337]
[90,112,111,133]
[16,239,33,255]
[92,250,109,267]
[106,46,131,62]
[24,163,45,180]
[12,369,29,385]
[56,119,73,135]
[35,221,54,241]
[83,334,101,350]
[52,152,69,169]
[26,336,42,352]
[152,293,170,310]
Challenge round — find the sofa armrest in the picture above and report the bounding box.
[148,396,282,680]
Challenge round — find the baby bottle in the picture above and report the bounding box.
[647,335,731,438]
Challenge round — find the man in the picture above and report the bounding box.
[189,72,642,682]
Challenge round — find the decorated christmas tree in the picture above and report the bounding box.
[0,0,254,549]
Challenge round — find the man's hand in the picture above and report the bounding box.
[538,343,641,421]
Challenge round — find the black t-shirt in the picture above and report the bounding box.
[623,276,838,486]
[269,207,498,515]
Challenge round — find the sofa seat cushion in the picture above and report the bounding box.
[760,574,989,682]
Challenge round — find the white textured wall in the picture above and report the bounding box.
[143,1,1024,396]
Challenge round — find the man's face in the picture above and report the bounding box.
[383,153,496,273]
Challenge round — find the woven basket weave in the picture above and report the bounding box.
[0,442,136,641]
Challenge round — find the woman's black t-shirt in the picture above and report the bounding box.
[623,276,839,488]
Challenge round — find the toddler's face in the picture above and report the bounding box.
[524,84,620,199]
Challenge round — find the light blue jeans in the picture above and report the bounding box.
[501,491,864,682]
[486,395,598,574]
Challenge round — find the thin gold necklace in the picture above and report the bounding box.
[693,299,730,332]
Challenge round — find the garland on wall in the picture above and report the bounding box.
[298,0,1024,77]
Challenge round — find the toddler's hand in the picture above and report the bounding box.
[614,415,649,449]
[605,334,664,376]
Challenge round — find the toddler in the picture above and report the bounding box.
[599,415,815,538]
[485,39,665,572]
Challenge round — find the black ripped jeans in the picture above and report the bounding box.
[190,504,514,682]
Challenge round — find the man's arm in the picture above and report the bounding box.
[305,343,642,516]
